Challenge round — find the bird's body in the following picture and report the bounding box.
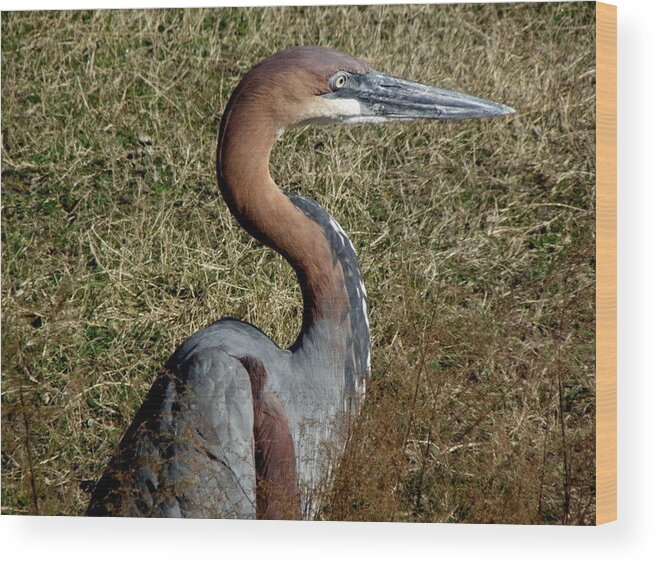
[87,46,512,519]
[86,196,369,519]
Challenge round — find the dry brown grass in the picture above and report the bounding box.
[1,2,596,523]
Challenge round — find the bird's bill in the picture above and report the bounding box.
[320,71,514,124]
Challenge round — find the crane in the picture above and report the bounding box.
[86,46,513,520]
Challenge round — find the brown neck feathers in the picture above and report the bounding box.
[217,92,349,326]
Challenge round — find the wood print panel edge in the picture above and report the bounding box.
[595,1,617,526]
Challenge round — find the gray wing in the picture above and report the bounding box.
[86,347,256,518]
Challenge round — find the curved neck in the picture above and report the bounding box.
[217,99,349,333]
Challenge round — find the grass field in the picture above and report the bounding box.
[1,2,596,523]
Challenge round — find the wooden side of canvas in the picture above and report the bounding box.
[595,1,617,525]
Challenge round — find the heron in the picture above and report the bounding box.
[86,46,513,520]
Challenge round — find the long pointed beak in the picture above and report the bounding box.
[322,71,514,123]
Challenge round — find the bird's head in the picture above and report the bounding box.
[225,46,514,136]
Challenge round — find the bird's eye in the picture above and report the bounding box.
[332,73,348,90]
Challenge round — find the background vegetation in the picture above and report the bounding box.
[1,2,596,523]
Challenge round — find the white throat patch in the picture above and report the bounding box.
[296,97,390,127]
